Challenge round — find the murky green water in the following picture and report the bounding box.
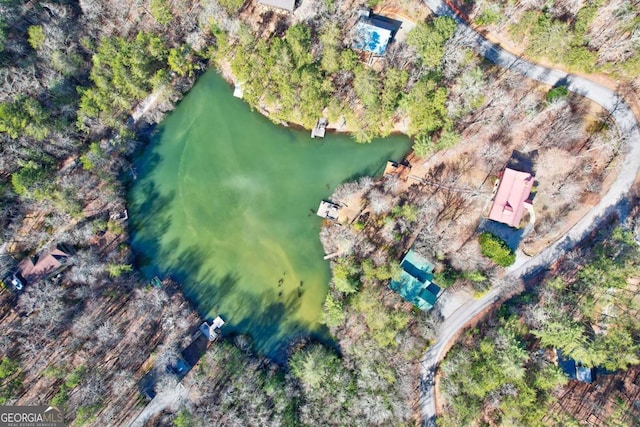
[128,70,410,359]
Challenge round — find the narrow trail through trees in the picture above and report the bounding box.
[418,1,640,425]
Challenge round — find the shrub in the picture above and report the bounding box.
[150,0,173,25]
[546,86,569,103]
[218,0,246,12]
[11,160,50,196]
[322,293,346,328]
[168,45,195,77]
[106,264,133,278]
[0,96,51,140]
[391,204,418,222]
[478,232,515,266]
[0,357,22,404]
[339,49,358,71]
[412,135,434,158]
[434,262,460,287]
[403,80,449,137]
[477,5,501,26]
[173,410,196,427]
[407,17,457,69]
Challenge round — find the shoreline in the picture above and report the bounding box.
[215,60,412,138]
[125,71,413,364]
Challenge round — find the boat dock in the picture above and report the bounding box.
[233,82,244,99]
[316,200,341,220]
[311,118,328,138]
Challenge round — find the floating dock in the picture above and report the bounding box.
[311,118,328,138]
[383,160,412,181]
[316,200,341,220]
[233,82,243,99]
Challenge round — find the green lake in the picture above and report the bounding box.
[128,70,410,359]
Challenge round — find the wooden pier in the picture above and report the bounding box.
[311,118,328,138]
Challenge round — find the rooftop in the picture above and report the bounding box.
[181,334,209,368]
[576,365,594,383]
[212,316,225,329]
[488,168,534,228]
[351,12,402,56]
[557,349,577,380]
[233,82,243,99]
[557,350,595,383]
[389,250,441,311]
[200,316,226,341]
[17,246,71,285]
[311,118,328,138]
[353,21,393,55]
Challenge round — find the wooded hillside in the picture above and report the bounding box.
[0,0,638,425]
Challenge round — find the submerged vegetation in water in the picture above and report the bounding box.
[127,70,411,359]
[0,0,638,424]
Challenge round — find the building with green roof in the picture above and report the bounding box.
[389,249,442,311]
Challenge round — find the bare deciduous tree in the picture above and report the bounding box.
[96,320,121,346]
[367,189,393,215]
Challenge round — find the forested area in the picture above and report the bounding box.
[462,0,640,79]
[439,217,640,426]
[0,0,458,423]
[441,321,571,426]
[0,0,638,425]
[219,14,456,141]
[529,227,640,371]
[0,0,230,424]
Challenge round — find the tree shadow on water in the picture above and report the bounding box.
[229,286,332,363]
[339,152,400,186]
[127,124,337,363]
[141,237,333,363]
[128,180,176,276]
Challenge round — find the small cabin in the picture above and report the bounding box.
[389,249,442,311]
[179,316,226,374]
[488,168,534,228]
[15,244,72,286]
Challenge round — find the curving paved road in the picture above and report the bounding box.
[419,1,640,425]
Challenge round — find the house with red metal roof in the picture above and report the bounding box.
[488,168,534,228]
